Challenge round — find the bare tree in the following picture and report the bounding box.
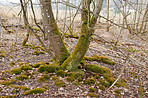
[62,0,104,71]
[38,0,104,71]
[40,0,70,64]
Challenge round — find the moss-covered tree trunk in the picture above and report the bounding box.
[62,0,104,71]
[40,0,70,64]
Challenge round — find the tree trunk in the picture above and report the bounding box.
[22,0,30,46]
[62,0,104,71]
[40,0,70,64]
[144,2,148,33]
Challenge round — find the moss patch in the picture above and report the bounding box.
[66,70,85,82]
[138,83,144,97]
[84,78,95,85]
[38,74,50,82]
[24,88,45,95]
[56,70,66,78]
[11,68,22,75]
[45,65,57,73]
[115,81,126,87]
[37,65,46,73]
[9,61,15,67]
[99,85,105,91]
[33,63,43,68]
[16,74,28,81]
[86,64,110,74]
[0,53,5,57]
[0,80,13,86]
[88,93,97,97]
[99,79,110,87]
[52,76,60,81]
[55,81,66,87]
[84,55,116,65]
[66,76,75,82]
[114,89,121,97]
[32,50,45,56]
[73,81,80,86]
[10,85,30,91]
[89,88,96,92]
[20,64,32,71]
[1,94,17,98]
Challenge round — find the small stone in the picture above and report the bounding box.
[77,88,80,90]
[59,87,64,91]
[84,91,88,94]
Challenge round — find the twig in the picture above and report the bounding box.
[107,54,128,91]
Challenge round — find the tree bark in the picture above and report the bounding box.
[62,0,104,71]
[40,0,70,64]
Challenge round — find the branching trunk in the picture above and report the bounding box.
[40,0,70,64]
[62,0,104,71]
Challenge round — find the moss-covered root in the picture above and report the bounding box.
[86,64,111,74]
[24,88,45,95]
[84,55,116,65]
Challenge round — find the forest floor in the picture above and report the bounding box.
[0,20,148,98]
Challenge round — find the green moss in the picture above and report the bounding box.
[45,65,57,73]
[52,76,60,81]
[88,93,97,97]
[32,50,45,55]
[19,62,28,66]
[11,68,22,75]
[59,46,70,65]
[84,78,95,85]
[18,86,30,91]
[38,46,45,51]
[114,89,121,97]
[115,81,126,87]
[83,56,98,61]
[37,65,46,73]
[73,70,85,82]
[73,81,80,86]
[92,73,101,79]
[89,88,96,92]
[22,38,27,46]
[66,76,75,82]
[56,70,66,78]
[2,94,17,98]
[99,79,110,87]
[38,74,50,82]
[98,55,116,65]
[20,65,32,71]
[38,77,46,82]
[66,70,85,82]
[9,61,15,67]
[42,85,49,90]
[10,85,30,91]
[0,80,12,86]
[55,81,66,87]
[84,55,116,65]
[99,85,105,91]
[0,53,5,57]
[0,87,2,92]
[86,64,110,74]
[138,83,144,97]
[12,89,16,93]
[24,88,45,95]
[32,27,40,31]
[16,74,28,81]
[103,75,115,84]
[33,63,42,68]
[114,89,121,94]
